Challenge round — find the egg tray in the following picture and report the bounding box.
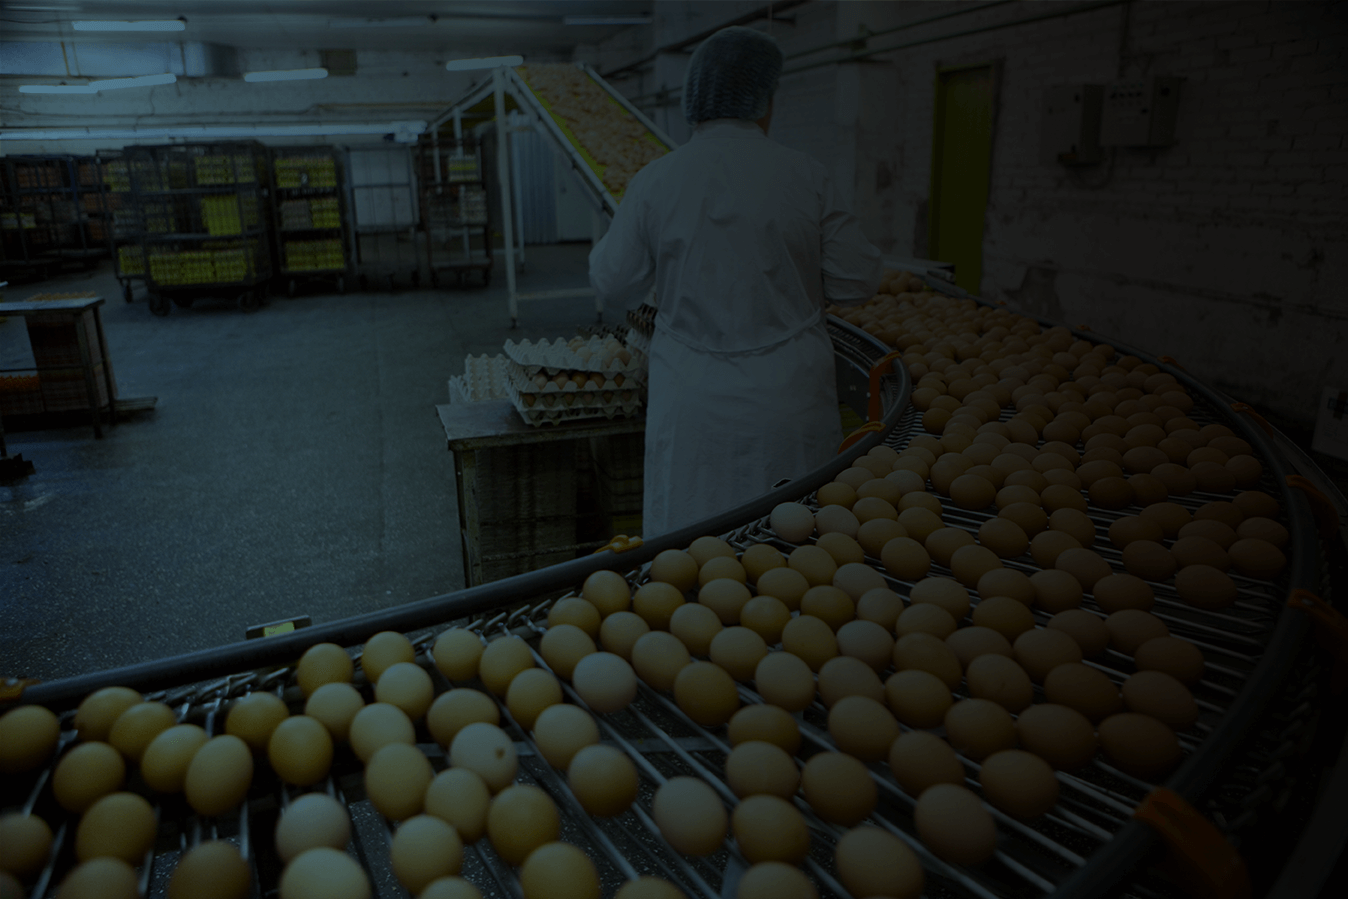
[503,336,647,380]
[5,310,1332,899]
[449,354,513,404]
[507,362,645,398]
[625,328,651,360]
[506,377,644,428]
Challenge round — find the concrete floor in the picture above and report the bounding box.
[1,243,601,682]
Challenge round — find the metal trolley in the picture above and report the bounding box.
[269,146,353,297]
[0,155,108,281]
[418,134,494,290]
[95,150,148,304]
[127,142,274,316]
[3,282,1345,899]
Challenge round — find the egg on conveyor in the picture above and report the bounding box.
[75,791,156,863]
[359,631,416,684]
[727,704,802,755]
[0,811,53,878]
[375,662,435,720]
[834,825,924,899]
[487,784,561,866]
[887,730,965,798]
[914,783,997,865]
[425,768,491,843]
[532,704,600,770]
[572,651,638,713]
[449,722,517,793]
[268,715,334,787]
[275,793,353,863]
[0,705,60,774]
[365,742,434,820]
[801,751,876,826]
[519,842,600,899]
[390,815,464,895]
[652,776,727,856]
[279,847,371,899]
[185,735,254,818]
[433,627,485,682]
[350,702,416,763]
[568,744,639,817]
[732,795,810,865]
[167,840,251,899]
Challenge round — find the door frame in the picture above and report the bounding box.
[927,59,1003,291]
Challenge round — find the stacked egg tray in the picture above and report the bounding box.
[0,302,1329,899]
[449,355,514,405]
[503,335,647,427]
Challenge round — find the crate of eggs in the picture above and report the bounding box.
[503,334,646,382]
[449,353,513,403]
[506,371,643,426]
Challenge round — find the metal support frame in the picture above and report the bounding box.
[493,69,520,325]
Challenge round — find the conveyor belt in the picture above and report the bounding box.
[2,274,1333,899]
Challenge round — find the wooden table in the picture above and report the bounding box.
[0,295,116,438]
[437,400,644,586]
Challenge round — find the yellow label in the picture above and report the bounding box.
[263,622,295,637]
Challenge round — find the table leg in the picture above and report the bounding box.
[455,448,482,588]
[73,315,102,439]
[91,307,117,427]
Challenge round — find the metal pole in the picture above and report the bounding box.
[494,68,519,326]
[510,111,527,271]
[432,128,442,185]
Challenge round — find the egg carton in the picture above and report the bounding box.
[506,378,643,427]
[448,354,512,403]
[508,361,644,397]
[503,334,646,380]
[624,327,651,359]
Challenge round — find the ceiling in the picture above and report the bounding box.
[0,1,655,53]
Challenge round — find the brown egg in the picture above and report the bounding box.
[75,791,156,863]
[741,544,787,584]
[431,629,485,684]
[366,742,435,820]
[801,752,876,826]
[74,687,141,743]
[979,749,1059,819]
[1046,610,1110,657]
[737,863,818,899]
[1234,517,1287,549]
[857,519,908,558]
[1092,573,1155,613]
[1139,501,1192,538]
[1028,568,1083,614]
[0,705,60,775]
[945,627,1014,669]
[881,536,932,581]
[276,793,354,862]
[296,643,355,697]
[1105,610,1170,655]
[1174,565,1239,610]
[789,545,838,587]
[573,652,638,714]
[728,705,802,756]
[950,544,1004,588]
[699,578,752,625]
[977,568,1036,605]
[970,595,1036,642]
[488,785,560,865]
[834,826,925,899]
[756,567,811,612]
[1134,636,1206,686]
[1013,627,1083,682]
[1044,662,1123,721]
[55,858,141,899]
[892,632,963,689]
[882,668,952,727]
[888,730,964,797]
[269,715,334,787]
[910,576,971,620]
[1016,703,1097,770]
[965,654,1033,713]
[781,615,839,670]
[1123,445,1168,474]
[479,635,535,696]
[1194,500,1244,529]
[996,484,1041,509]
[168,840,251,899]
[533,705,599,770]
[1055,548,1113,591]
[54,741,126,813]
[360,631,416,685]
[725,740,800,801]
[651,777,727,857]
[816,504,862,540]
[1109,515,1164,549]
[649,549,700,592]
[1122,540,1178,581]
[944,698,1016,760]
[1029,530,1081,570]
[225,692,289,754]
[278,847,371,899]
[914,784,997,865]
[707,627,769,684]
[925,527,976,568]
[1098,713,1181,779]
[688,535,736,567]
[731,795,810,867]
[817,656,885,707]
[1048,508,1097,548]
[856,587,905,630]
[836,619,896,672]
[1234,490,1280,519]
[674,661,740,726]
[1000,501,1049,536]
[1123,671,1198,730]
[1128,473,1171,506]
[700,555,748,587]
[0,812,52,878]
[833,562,887,602]
[896,603,958,641]
[816,481,859,510]
[538,625,595,682]
[548,598,602,638]
[830,695,900,761]
[1229,538,1286,580]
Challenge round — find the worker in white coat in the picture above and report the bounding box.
[589,26,883,537]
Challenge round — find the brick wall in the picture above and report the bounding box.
[846,0,1347,427]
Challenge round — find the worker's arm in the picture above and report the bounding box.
[589,187,656,315]
[817,166,883,307]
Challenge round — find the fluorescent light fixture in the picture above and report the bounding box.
[330,16,430,28]
[445,55,524,72]
[562,15,652,25]
[72,19,185,32]
[88,73,178,90]
[2,121,427,142]
[244,68,328,83]
[19,83,97,94]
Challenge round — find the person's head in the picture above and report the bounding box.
[682,26,784,128]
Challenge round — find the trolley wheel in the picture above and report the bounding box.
[337,276,346,295]
[147,293,170,317]
[123,283,133,303]
[239,289,261,312]
[171,295,194,309]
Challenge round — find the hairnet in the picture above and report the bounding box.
[682,26,783,125]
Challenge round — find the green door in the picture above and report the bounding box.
[929,64,996,294]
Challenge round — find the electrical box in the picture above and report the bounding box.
[1100,76,1183,147]
[1040,84,1103,166]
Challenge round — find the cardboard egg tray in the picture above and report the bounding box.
[507,362,642,397]
[624,327,651,358]
[503,335,647,381]
[449,353,513,403]
[506,377,643,426]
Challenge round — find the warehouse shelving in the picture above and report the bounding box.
[126,141,274,316]
[269,145,352,296]
[94,150,147,304]
[417,132,494,289]
[0,155,108,282]
[432,63,677,325]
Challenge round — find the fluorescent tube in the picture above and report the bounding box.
[72,20,186,32]
[19,84,97,94]
[445,55,524,72]
[87,73,178,90]
[244,68,328,83]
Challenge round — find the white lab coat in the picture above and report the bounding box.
[590,118,882,537]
